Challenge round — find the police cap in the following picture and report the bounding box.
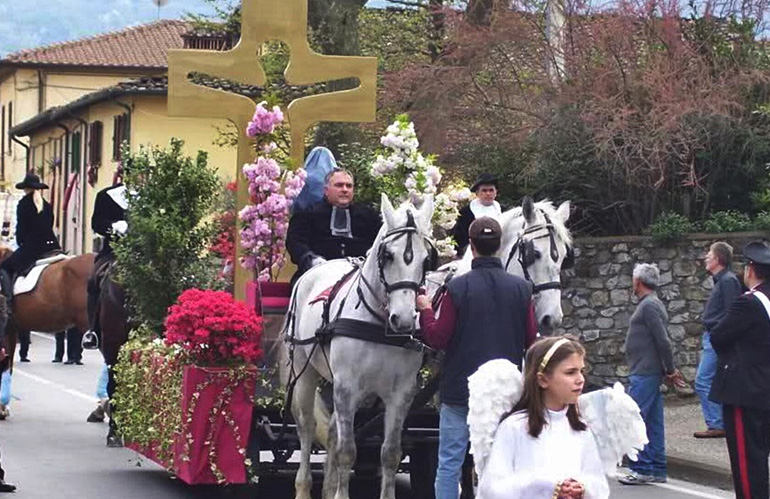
[743,241,770,266]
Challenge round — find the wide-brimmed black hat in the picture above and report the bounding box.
[744,241,770,266]
[15,172,48,190]
[471,173,498,193]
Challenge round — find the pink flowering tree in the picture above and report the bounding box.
[239,101,306,281]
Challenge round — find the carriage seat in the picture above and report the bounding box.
[13,253,71,296]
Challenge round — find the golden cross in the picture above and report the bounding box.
[167,0,377,300]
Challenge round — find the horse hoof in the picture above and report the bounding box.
[106,435,124,448]
[0,405,8,421]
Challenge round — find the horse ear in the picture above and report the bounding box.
[417,194,434,233]
[380,193,397,228]
[522,196,536,223]
[556,200,571,223]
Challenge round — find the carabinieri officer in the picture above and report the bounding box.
[710,240,770,499]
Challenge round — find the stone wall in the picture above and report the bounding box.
[554,231,770,388]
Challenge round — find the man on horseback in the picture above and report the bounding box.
[286,168,380,283]
[82,177,128,350]
[0,173,61,312]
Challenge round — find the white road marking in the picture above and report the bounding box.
[12,368,96,404]
[653,481,731,498]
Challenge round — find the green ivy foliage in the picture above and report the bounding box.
[699,210,753,233]
[113,139,224,334]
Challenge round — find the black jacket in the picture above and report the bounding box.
[710,280,770,410]
[442,256,532,406]
[451,205,475,256]
[92,184,127,257]
[2,193,61,274]
[286,201,381,269]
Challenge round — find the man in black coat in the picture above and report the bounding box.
[450,173,503,257]
[286,169,380,282]
[710,240,770,499]
[82,182,128,350]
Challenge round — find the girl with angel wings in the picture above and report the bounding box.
[471,336,649,499]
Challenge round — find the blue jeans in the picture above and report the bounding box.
[628,374,667,477]
[435,404,469,499]
[96,363,109,400]
[694,333,723,430]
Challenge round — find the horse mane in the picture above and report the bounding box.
[498,199,572,246]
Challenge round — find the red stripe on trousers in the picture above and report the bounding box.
[735,407,752,499]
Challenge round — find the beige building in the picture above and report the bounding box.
[1,21,240,255]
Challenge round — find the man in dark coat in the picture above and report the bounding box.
[286,169,380,282]
[82,182,128,350]
[451,173,503,257]
[0,173,61,301]
[710,240,770,499]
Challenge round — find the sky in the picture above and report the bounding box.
[0,0,389,57]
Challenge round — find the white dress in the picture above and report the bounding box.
[477,408,610,499]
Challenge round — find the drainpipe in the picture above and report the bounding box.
[54,122,70,234]
[37,70,45,114]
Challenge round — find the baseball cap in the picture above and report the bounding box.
[469,217,502,240]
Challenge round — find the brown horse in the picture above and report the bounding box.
[0,248,94,417]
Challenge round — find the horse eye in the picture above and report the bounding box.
[384,250,394,261]
[534,250,542,259]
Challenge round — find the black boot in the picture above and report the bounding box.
[82,276,100,350]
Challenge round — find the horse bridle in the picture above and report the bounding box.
[504,212,571,294]
[357,210,432,324]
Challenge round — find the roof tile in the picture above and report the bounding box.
[3,20,190,68]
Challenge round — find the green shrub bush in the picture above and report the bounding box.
[647,213,695,242]
[699,210,753,233]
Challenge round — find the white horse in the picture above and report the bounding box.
[427,196,573,329]
[282,194,435,499]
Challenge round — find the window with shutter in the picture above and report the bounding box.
[89,121,103,166]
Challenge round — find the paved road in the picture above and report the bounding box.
[0,332,735,499]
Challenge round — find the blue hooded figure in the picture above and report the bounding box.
[292,147,338,213]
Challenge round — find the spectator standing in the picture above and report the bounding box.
[416,217,537,499]
[53,327,83,364]
[694,242,741,439]
[618,263,686,485]
[710,241,770,499]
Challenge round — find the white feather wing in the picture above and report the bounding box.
[578,382,649,475]
[467,359,524,477]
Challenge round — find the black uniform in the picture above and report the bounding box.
[286,200,380,280]
[0,193,60,277]
[710,279,770,499]
[451,205,475,256]
[86,184,127,339]
[91,184,127,261]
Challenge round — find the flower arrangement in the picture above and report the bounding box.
[164,288,264,367]
[239,101,306,281]
[370,115,470,257]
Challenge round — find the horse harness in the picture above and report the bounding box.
[504,211,575,294]
[285,210,435,353]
